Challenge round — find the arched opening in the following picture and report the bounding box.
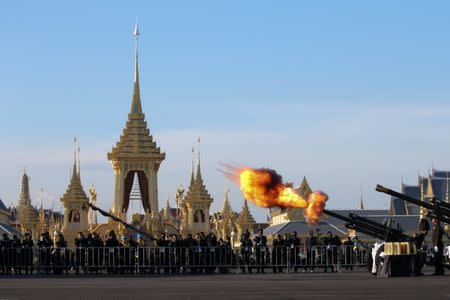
[69,209,80,223]
[194,209,205,223]
[123,170,150,213]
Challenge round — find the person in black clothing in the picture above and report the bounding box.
[85,233,94,274]
[288,231,301,273]
[156,233,169,274]
[193,233,205,274]
[37,232,53,274]
[11,235,22,274]
[104,230,120,274]
[136,235,147,274]
[342,236,354,270]
[253,229,267,273]
[53,233,68,275]
[182,233,194,274]
[304,231,317,272]
[272,234,284,273]
[431,218,445,276]
[240,229,253,273]
[168,234,180,274]
[205,232,218,274]
[321,231,333,273]
[90,232,103,274]
[412,219,429,276]
[331,234,341,272]
[74,232,86,275]
[21,232,34,275]
[1,233,12,275]
[121,236,137,274]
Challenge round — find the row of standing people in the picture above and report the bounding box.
[1,230,361,275]
[240,229,355,274]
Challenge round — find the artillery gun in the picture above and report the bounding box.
[375,184,450,225]
[322,209,415,277]
[322,209,411,242]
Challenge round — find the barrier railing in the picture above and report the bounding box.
[0,245,368,275]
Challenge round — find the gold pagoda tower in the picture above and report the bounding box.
[107,20,165,235]
[60,144,89,245]
[236,199,256,239]
[17,172,38,237]
[180,140,213,235]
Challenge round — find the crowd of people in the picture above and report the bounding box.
[0,229,365,276]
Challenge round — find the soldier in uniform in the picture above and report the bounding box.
[253,229,267,273]
[431,218,445,276]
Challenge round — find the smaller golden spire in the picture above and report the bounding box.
[190,145,195,185]
[196,136,202,180]
[425,175,434,197]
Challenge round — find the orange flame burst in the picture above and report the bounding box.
[230,167,328,225]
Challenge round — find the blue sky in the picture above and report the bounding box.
[1,1,450,221]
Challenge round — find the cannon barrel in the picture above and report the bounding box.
[322,209,352,223]
[322,209,410,241]
[86,202,154,240]
[376,184,450,225]
[349,213,408,240]
[376,184,434,210]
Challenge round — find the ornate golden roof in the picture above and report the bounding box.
[60,159,88,204]
[220,188,233,217]
[237,199,256,225]
[107,24,165,163]
[296,176,312,199]
[183,147,213,205]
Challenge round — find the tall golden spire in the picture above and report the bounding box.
[131,17,142,115]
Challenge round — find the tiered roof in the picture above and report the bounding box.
[182,147,213,205]
[60,156,88,204]
[220,188,233,217]
[237,199,256,225]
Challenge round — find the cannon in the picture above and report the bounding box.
[322,209,416,277]
[322,209,410,242]
[376,184,450,225]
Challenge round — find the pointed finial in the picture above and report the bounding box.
[197,136,201,164]
[77,144,81,176]
[40,187,44,211]
[73,136,77,167]
[360,184,364,210]
[134,17,139,38]
[196,137,202,180]
[130,18,142,115]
